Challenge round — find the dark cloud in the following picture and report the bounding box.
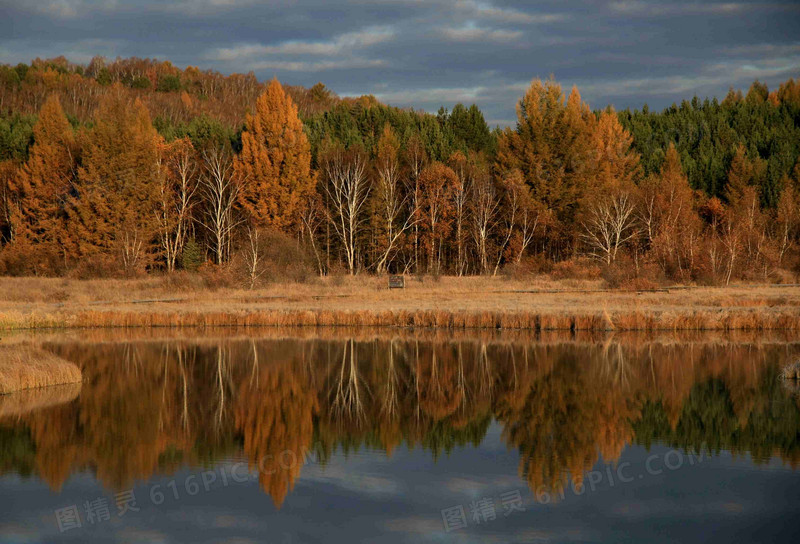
[1,0,798,125]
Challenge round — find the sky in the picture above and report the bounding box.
[1,0,799,126]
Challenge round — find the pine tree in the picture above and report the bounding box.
[235,79,314,233]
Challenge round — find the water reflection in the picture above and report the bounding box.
[1,332,799,508]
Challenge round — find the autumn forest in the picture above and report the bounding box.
[1,56,800,285]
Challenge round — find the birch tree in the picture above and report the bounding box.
[200,146,241,265]
[321,146,370,275]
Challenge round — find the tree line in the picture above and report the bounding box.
[1,56,799,283]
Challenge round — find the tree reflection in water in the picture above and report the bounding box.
[1,333,799,507]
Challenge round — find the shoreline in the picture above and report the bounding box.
[2,307,800,332]
[1,276,799,332]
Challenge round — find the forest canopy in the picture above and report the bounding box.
[1,56,799,284]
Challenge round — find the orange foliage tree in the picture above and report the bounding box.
[8,95,76,273]
[235,79,314,233]
[67,87,162,273]
[495,79,596,256]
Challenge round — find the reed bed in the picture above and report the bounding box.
[0,382,81,417]
[1,307,799,332]
[0,346,82,394]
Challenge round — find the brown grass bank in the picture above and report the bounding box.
[0,275,798,332]
[0,346,82,394]
[0,382,81,417]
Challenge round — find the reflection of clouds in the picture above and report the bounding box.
[611,499,747,519]
[380,515,443,534]
[301,464,404,498]
[442,475,522,497]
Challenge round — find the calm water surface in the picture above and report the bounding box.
[1,331,800,543]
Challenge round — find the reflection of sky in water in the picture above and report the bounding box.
[2,336,800,542]
[2,423,800,543]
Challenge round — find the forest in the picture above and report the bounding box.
[1,56,799,286]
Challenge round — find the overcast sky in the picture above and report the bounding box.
[1,0,798,125]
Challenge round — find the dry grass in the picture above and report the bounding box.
[0,275,798,332]
[0,382,81,417]
[0,345,82,394]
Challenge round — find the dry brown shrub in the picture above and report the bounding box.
[198,263,236,290]
[550,258,601,280]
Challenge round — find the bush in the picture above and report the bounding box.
[68,254,124,279]
[0,242,65,277]
[232,228,316,288]
[198,263,236,290]
[550,258,601,280]
[601,256,664,290]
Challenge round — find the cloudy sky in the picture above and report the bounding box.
[1,0,798,125]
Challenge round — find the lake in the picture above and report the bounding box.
[1,330,799,543]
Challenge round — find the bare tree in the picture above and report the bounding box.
[321,148,370,275]
[301,195,325,276]
[581,191,638,264]
[493,177,520,276]
[504,171,542,263]
[243,226,265,289]
[199,147,242,265]
[404,135,427,273]
[374,151,419,274]
[719,216,741,286]
[471,172,499,274]
[450,153,470,276]
[119,227,144,275]
[156,141,197,272]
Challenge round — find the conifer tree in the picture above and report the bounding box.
[12,95,75,271]
[235,79,314,233]
[68,88,161,271]
[593,107,641,191]
[495,79,595,254]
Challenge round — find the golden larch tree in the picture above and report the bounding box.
[592,107,642,191]
[496,79,595,251]
[11,95,76,272]
[68,88,161,272]
[235,79,314,232]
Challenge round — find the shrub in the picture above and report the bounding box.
[550,258,601,280]
[232,228,316,287]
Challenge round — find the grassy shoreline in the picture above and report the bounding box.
[1,276,799,332]
[0,346,82,394]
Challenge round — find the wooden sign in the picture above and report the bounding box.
[388,275,405,289]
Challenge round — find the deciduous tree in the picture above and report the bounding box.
[68,89,161,273]
[235,79,314,232]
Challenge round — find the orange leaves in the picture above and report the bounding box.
[593,108,641,192]
[235,79,314,233]
[69,90,161,268]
